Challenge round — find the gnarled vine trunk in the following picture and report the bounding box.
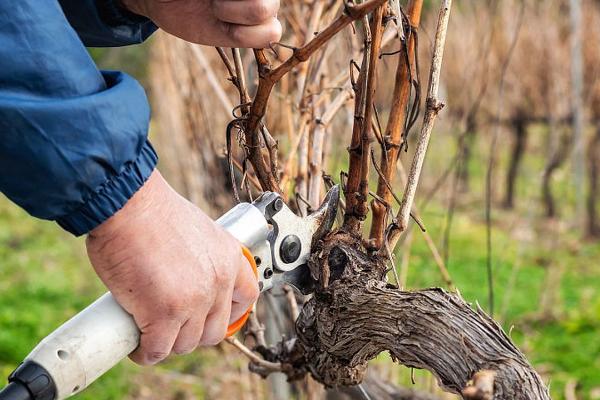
[257,231,550,399]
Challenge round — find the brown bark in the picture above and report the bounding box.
[503,115,528,209]
[343,5,386,231]
[370,0,424,249]
[253,232,549,399]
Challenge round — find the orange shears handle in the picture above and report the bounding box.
[226,246,258,337]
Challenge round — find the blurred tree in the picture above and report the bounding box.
[503,111,528,209]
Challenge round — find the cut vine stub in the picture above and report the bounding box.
[258,230,550,400]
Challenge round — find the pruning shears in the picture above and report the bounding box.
[0,186,340,400]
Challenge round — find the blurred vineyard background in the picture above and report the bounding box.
[1,0,600,399]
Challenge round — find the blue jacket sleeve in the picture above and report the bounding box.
[0,0,158,236]
[58,0,157,47]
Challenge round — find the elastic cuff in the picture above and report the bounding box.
[56,140,158,236]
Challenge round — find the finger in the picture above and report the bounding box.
[172,311,208,355]
[199,284,234,346]
[213,0,279,26]
[130,319,180,365]
[229,250,259,323]
[229,300,252,324]
[221,17,282,48]
[232,252,260,305]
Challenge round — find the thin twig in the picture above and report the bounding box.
[215,47,236,77]
[399,229,414,289]
[189,45,234,113]
[281,113,311,190]
[247,309,267,348]
[309,87,354,208]
[384,239,401,286]
[388,0,453,250]
[231,156,262,191]
[283,285,300,321]
[226,337,283,371]
[232,48,251,107]
[389,151,455,290]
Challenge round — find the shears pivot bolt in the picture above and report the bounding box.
[280,235,302,264]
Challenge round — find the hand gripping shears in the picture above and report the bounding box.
[0,186,339,400]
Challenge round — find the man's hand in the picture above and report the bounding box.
[122,0,281,48]
[86,170,259,365]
